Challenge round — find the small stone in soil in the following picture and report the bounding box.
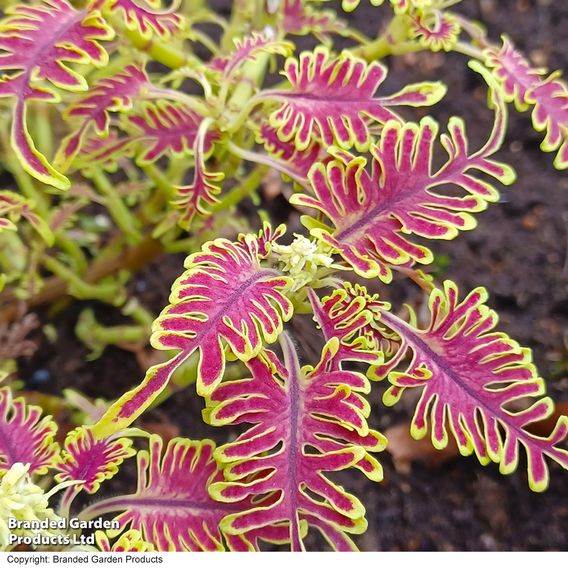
[29,369,50,385]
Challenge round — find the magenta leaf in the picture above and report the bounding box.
[485,36,568,169]
[257,123,323,180]
[207,334,386,551]
[0,387,59,475]
[222,32,293,80]
[373,280,568,492]
[291,64,514,281]
[283,0,346,36]
[55,64,150,170]
[389,0,433,14]
[409,11,460,52]
[80,435,255,551]
[75,101,212,170]
[93,0,181,38]
[55,427,136,493]
[0,0,114,189]
[173,119,224,229]
[341,0,433,14]
[0,190,53,244]
[309,284,388,367]
[267,47,446,150]
[92,229,293,437]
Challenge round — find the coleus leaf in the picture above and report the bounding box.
[373,280,568,492]
[267,47,446,151]
[54,426,136,493]
[92,0,182,38]
[0,0,114,189]
[290,63,514,282]
[206,334,386,551]
[389,0,434,14]
[484,36,568,169]
[55,64,150,170]
[409,11,461,52]
[0,387,59,475]
[257,123,323,180]
[221,32,293,80]
[75,101,213,170]
[309,284,387,367]
[173,118,224,229]
[80,435,256,551]
[0,190,53,245]
[283,0,345,36]
[92,229,293,437]
[341,0,434,14]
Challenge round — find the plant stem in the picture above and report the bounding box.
[91,169,142,244]
[352,15,411,61]
[227,142,308,187]
[213,164,267,212]
[41,257,126,306]
[0,236,163,322]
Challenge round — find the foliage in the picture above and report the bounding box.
[0,0,566,553]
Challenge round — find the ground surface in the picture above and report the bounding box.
[15,0,568,552]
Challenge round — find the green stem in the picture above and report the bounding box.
[213,164,267,212]
[227,142,308,187]
[42,257,126,306]
[10,160,88,271]
[121,26,199,70]
[76,308,149,357]
[353,15,411,61]
[142,163,177,201]
[121,298,155,327]
[452,41,485,60]
[223,52,271,124]
[91,169,142,244]
[147,86,210,116]
[10,161,48,216]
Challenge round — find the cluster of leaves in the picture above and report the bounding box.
[0,0,567,553]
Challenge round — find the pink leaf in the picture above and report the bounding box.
[485,36,568,169]
[93,0,181,38]
[373,280,568,492]
[291,67,514,282]
[55,427,135,493]
[309,284,388,367]
[283,0,345,36]
[0,191,53,244]
[92,230,293,437]
[409,11,460,52]
[173,120,224,229]
[56,65,150,169]
[207,334,386,551]
[0,387,59,475]
[0,0,114,189]
[80,436,255,551]
[76,102,213,169]
[257,123,323,180]
[268,47,446,151]
[223,32,292,79]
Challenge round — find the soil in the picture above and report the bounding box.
[13,0,568,552]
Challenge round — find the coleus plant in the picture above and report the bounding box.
[0,0,567,553]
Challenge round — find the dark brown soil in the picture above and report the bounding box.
[16,0,568,552]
